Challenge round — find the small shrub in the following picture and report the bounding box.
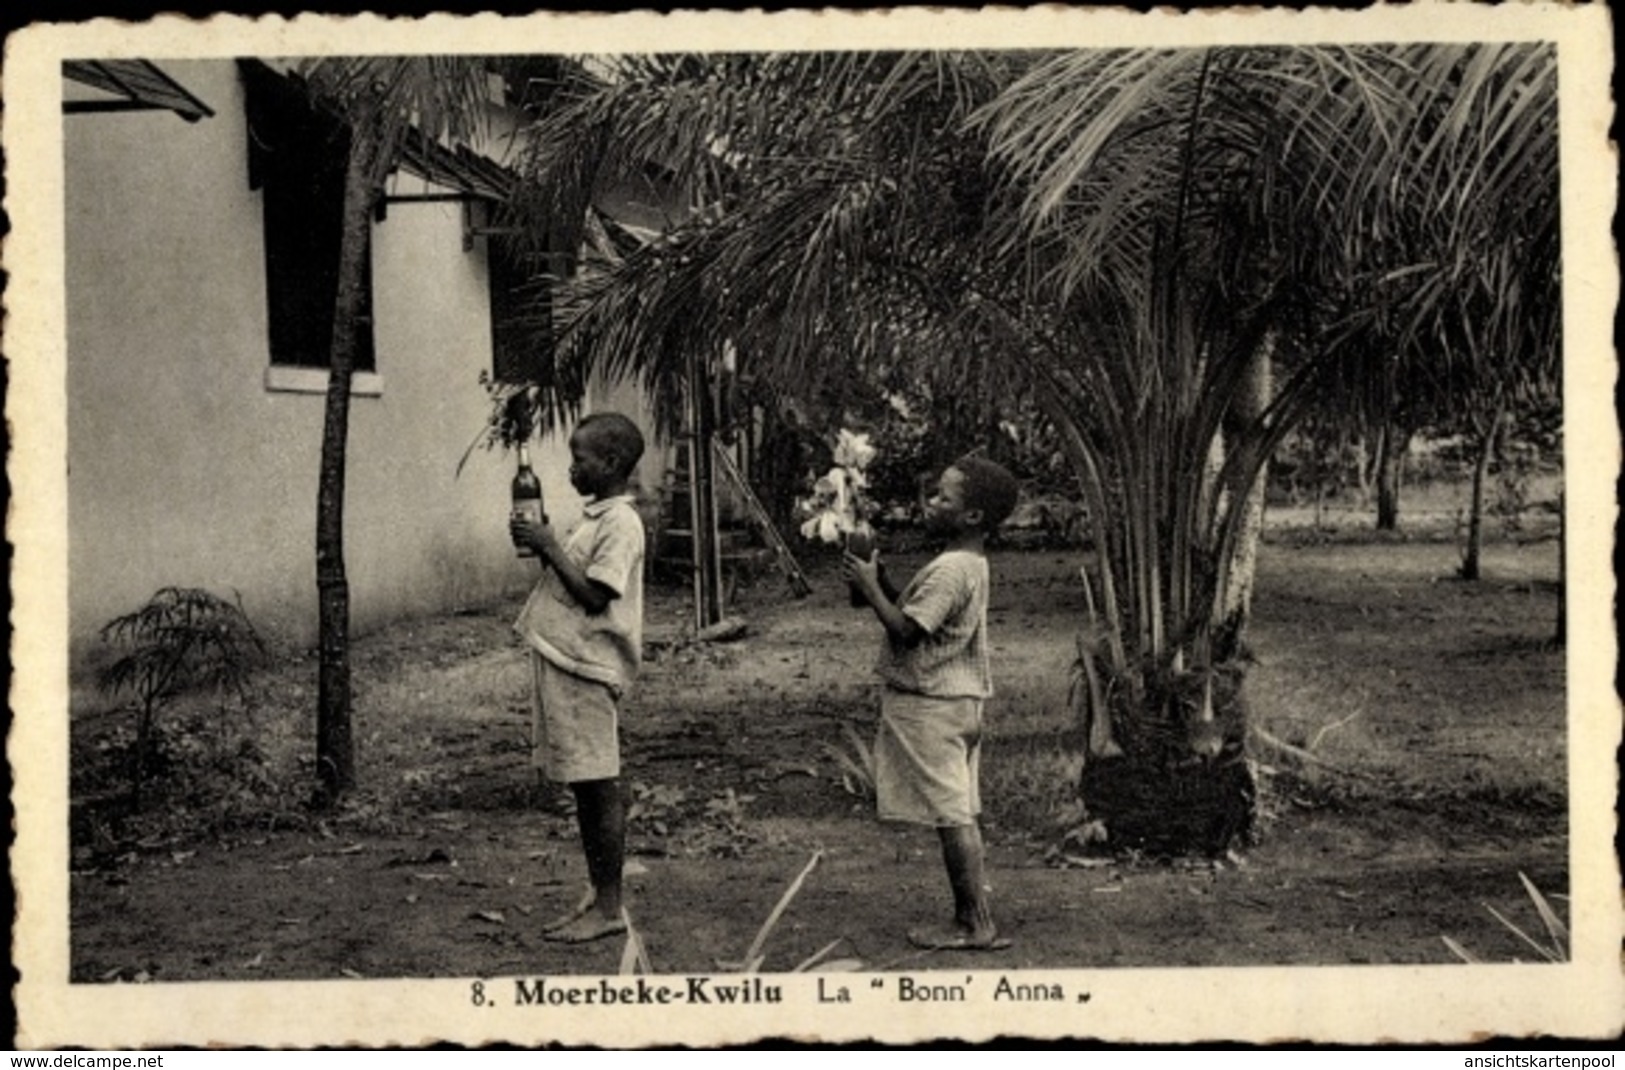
[95,587,266,809]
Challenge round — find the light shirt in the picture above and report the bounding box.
[515,494,645,696]
[875,549,992,699]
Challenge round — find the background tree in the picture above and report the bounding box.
[1402,159,1559,582]
[298,56,497,805]
[1326,44,1560,540]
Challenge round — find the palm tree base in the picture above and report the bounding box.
[1077,751,1255,858]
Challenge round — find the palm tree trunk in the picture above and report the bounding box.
[1459,400,1505,582]
[1075,333,1271,858]
[315,91,387,806]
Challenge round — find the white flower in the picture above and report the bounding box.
[797,427,881,545]
[833,429,876,472]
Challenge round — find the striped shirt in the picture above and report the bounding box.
[875,550,992,699]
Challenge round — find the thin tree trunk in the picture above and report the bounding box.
[315,93,387,806]
[1460,401,1505,582]
[1352,433,1373,507]
[1375,421,1408,532]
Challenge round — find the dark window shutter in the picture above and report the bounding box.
[242,59,376,373]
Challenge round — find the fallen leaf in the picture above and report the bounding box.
[335,843,366,855]
[470,910,506,925]
[98,966,124,982]
[340,968,365,980]
[624,860,650,877]
[243,952,266,969]
[404,894,420,905]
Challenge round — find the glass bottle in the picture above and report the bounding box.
[511,443,545,558]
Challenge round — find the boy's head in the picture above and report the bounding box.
[568,412,645,496]
[924,455,1019,536]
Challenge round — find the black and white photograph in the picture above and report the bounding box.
[8,5,1620,1049]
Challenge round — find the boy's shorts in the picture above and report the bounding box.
[874,690,983,827]
[530,653,620,783]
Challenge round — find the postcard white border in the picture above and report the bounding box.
[8,4,1620,1048]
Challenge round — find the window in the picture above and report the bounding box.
[240,59,377,385]
[261,148,375,374]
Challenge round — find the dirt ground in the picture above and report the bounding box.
[69,520,1568,982]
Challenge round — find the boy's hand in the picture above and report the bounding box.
[509,512,559,560]
[842,551,882,602]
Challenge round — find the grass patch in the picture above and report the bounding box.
[981,732,1086,834]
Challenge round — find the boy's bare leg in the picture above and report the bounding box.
[543,778,627,943]
[908,824,1008,950]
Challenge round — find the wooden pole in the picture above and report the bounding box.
[686,347,724,629]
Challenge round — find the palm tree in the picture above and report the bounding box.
[504,44,1558,853]
[978,42,1556,850]
[296,56,497,804]
[503,53,1016,418]
[1314,43,1561,543]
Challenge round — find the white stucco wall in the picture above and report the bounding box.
[63,60,584,668]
